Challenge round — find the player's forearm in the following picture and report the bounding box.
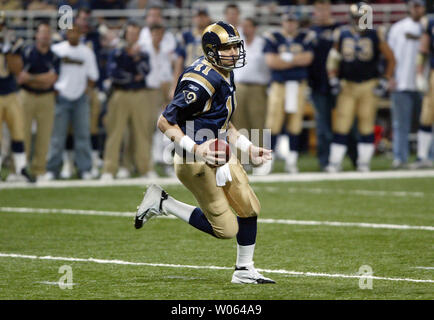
[265,54,295,70]
[326,48,341,78]
[28,72,57,87]
[416,52,428,74]
[380,43,396,80]
[291,52,313,67]
[226,122,241,146]
[158,114,185,144]
[6,54,23,76]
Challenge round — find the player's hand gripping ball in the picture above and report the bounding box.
[209,139,231,164]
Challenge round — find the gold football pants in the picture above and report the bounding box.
[0,92,24,142]
[265,81,307,135]
[20,90,55,175]
[174,154,261,239]
[333,79,379,135]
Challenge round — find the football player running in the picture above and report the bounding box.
[413,10,434,169]
[325,2,396,173]
[135,21,275,284]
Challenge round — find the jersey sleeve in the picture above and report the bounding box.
[86,47,99,81]
[263,32,279,54]
[174,33,187,59]
[51,53,61,74]
[162,71,215,125]
[107,49,132,85]
[21,45,32,70]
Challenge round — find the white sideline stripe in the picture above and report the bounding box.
[1,207,433,231]
[0,169,433,189]
[1,252,433,284]
[36,281,78,286]
[253,186,426,198]
[413,267,434,270]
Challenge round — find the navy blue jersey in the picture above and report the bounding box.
[335,27,382,82]
[424,18,434,69]
[175,30,203,67]
[81,31,106,89]
[21,44,60,93]
[163,57,237,145]
[0,37,23,95]
[107,47,150,90]
[308,22,342,93]
[263,30,313,82]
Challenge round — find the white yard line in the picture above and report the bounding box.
[253,186,427,198]
[413,267,434,270]
[35,281,78,286]
[1,207,433,231]
[0,252,433,284]
[0,169,433,189]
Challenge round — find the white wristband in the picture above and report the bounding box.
[236,135,253,153]
[179,135,196,153]
[280,52,294,63]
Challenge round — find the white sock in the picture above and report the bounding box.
[236,243,255,267]
[417,130,432,160]
[13,152,26,174]
[162,196,196,223]
[329,143,347,166]
[91,150,99,165]
[64,151,74,165]
[357,143,375,167]
[287,151,298,166]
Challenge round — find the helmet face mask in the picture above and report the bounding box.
[349,2,369,32]
[202,21,246,71]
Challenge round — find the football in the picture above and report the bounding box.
[209,139,231,162]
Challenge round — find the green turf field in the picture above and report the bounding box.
[0,175,433,300]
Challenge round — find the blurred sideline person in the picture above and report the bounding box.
[0,13,34,182]
[232,17,270,149]
[259,12,314,174]
[135,21,275,284]
[171,7,212,99]
[308,0,342,170]
[100,22,150,180]
[325,2,396,173]
[138,5,176,57]
[387,0,425,169]
[144,23,176,178]
[60,7,106,179]
[224,2,242,35]
[413,9,434,168]
[18,21,59,181]
[44,25,99,180]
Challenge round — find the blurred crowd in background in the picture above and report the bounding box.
[0,0,433,183]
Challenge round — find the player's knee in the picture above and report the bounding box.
[213,223,238,239]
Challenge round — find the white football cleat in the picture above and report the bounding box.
[116,167,131,179]
[100,172,114,181]
[135,184,168,229]
[231,264,275,284]
[324,163,341,173]
[357,164,370,173]
[409,159,433,170]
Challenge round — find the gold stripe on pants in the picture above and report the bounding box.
[20,90,55,175]
[103,89,159,175]
[174,154,260,239]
